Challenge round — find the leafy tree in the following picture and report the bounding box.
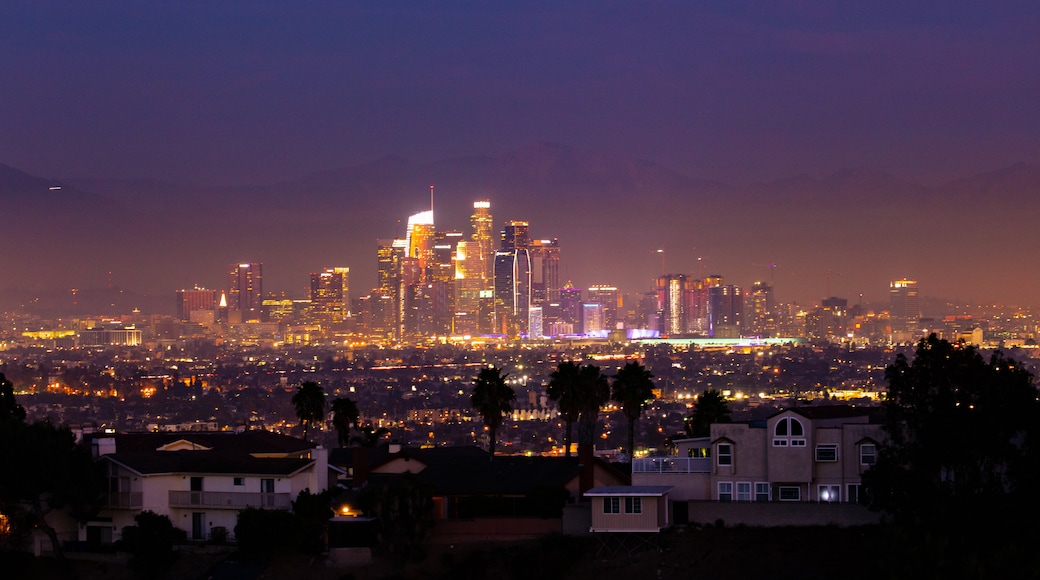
[0,373,25,424]
[685,388,732,437]
[575,364,610,449]
[291,381,326,441]
[0,419,105,559]
[546,361,583,457]
[470,366,515,459]
[235,508,300,562]
[291,488,334,555]
[611,361,655,461]
[120,510,185,577]
[330,396,360,448]
[863,334,1040,577]
[357,473,434,563]
[351,424,391,447]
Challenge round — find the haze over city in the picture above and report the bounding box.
[2,2,1039,311]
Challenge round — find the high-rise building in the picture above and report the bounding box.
[586,285,619,330]
[406,210,435,279]
[493,221,532,337]
[470,200,494,284]
[530,238,561,305]
[890,279,920,333]
[656,274,689,336]
[310,269,346,322]
[747,281,776,337]
[708,284,743,338]
[227,263,263,322]
[175,287,218,322]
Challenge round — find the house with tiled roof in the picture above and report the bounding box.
[83,430,333,545]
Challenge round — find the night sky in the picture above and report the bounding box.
[2,2,1040,309]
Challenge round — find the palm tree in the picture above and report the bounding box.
[685,388,731,437]
[546,361,583,457]
[576,364,610,450]
[611,361,656,462]
[330,397,360,448]
[470,366,515,459]
[291,381,326,442]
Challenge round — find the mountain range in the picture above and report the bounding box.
[2,142,1039,315]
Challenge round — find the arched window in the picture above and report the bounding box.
[773,417,806,447]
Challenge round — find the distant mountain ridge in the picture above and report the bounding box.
[3,144,1040,314]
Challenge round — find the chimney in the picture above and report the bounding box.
[578,442,594,498]
[351,447,369,488]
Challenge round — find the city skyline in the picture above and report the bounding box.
[2,3,1040,309]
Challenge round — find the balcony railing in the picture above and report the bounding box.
[168,491,291,510]
[632,457,711,474]
[105,491,143,509]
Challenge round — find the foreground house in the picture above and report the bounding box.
[631,405,884,527]
[84,430,332,544]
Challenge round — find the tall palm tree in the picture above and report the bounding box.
[576,364,610,450]
[546,361,582,457]
[470,366,515,459]
[330,397,360,448]
[611,361,655,461]
[291,381,326,442]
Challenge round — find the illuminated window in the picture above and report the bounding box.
[717,443,733,466]
[736,482,752,502]
[860,444,876,465]
[624,497,642,514]
[603,497,620,514]
[718,482,733,502]
[818,485,840,502]
[778,486,801,501]
[815,444,838,462]
[755,482,771,502]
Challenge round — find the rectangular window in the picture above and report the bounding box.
[233,477,244,486]
[755,482,771,502]
[736,482,752,502]
[688,447,710,458]
[772,439,788,447]
[603,497,620,514]
[847,484,861,504]
[819,485,840,502]
[815,444,838,462]
[624,497,642,514]
[778,486,801,501]
[860,444,877,465]
[718,482,733,502]
[791,439,807,447]
[717,444,733,466]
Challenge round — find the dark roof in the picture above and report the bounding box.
[410,456,593,496]
[85,430,315,455]
[328,445,490,469]
[102,450,313,476]
[778,405,881,421]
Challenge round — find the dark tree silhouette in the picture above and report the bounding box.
[352,424,392,447]
[121,510,185,576]
[291,381,326,442]
[0,373,25,423]
[863,334,1040,577]
[546,361,583,457]
[685,388,732,437]
[330,397,360,448]
[611,361,655,461]
[470,366,515,459]
[576,364,610,448]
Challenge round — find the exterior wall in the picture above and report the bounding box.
[429,518,562,544]
[632,471,710,502]
[589,496,664,532]
[688,500,882,528]
[766,412,813,483]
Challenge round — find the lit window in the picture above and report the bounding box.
[815,444,838,462]
[718,482,733,502]
[717,443,733,466]
[860,444,876,465]
[624,497,642,514]
[603,497,620,514]
[736,482,751,502]
[778,486,801,501]
[755,482,771,502]
[818,485,840,502]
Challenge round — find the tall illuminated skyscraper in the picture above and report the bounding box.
[494,220,532,337]
[470,200,494,284]
[656,274,688,336]
[227,263,263,322]
[889,279,920,333]
[310,269,346,322]
[530,238,561,305]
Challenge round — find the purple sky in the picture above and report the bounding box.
[3,1,1038,187]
